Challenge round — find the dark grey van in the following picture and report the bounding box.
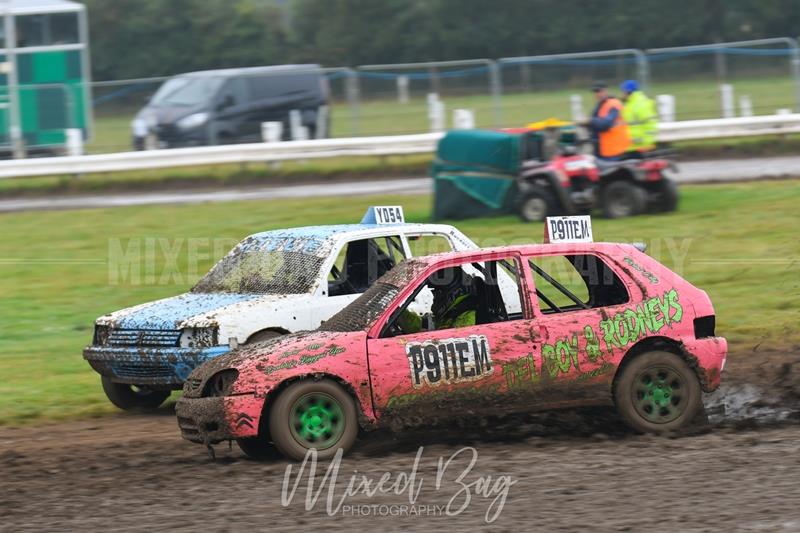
[132,64,329,149]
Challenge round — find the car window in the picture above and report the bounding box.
[380,257,525,338]
[327,236,405,297]
[528,254,628,313]
[406,234,453,257]
[246,72,319,100]
[218,78,248,107]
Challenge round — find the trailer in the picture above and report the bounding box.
[0,0,91,157]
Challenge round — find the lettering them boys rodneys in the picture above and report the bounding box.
[541,289,684,378]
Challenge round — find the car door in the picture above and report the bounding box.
[526,251,633,404]
[365,253,542,420]
[212,77,254,142]
[312,234,406,326]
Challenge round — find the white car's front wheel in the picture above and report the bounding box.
[101,377,170,410]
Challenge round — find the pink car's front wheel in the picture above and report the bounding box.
[269,379,359,461]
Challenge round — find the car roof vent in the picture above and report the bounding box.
[631,242,647,253]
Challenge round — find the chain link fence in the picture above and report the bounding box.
[12,37,800,155]
[646,38,800,121]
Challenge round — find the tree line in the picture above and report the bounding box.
[80,0,800,81]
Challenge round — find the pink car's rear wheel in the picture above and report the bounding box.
[269,379,358,461]
[614,351,702,433]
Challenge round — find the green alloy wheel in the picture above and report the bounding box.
[614,350,702,433]
[632,365,687,423]
[269,379,359,461]
[290,392,345,449]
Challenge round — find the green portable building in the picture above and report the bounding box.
[0,0,91,155]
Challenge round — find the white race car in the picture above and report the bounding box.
[84,207,512,410]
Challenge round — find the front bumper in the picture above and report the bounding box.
[176,394,263,445]
[83,345,230,387]
[684,336,728,392]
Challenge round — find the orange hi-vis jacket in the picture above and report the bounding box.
[596,97,631,158]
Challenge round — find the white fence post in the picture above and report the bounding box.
[289,110,309,141]
[65,129,83,156]
[570,94,584,122]
[657,94,676,122]
[739,96,753,117]
[397,75,409,104]
[315,105,329,139]
[452,109,475,129]
[428,93,445,132]
[720,84,735,119]
[261,122,283,143]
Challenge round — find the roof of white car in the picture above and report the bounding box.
[246,223,457,248]
[233,223,460,258]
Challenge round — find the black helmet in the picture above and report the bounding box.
[430,267,471,317]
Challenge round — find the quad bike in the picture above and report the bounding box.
[515,126,679,222]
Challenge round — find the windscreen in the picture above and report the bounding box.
[320,259,429,332]
[192,236,325,295]
[150,76,224,106]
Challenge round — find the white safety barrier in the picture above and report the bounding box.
[2,114,800,179]
[656,113,800,142]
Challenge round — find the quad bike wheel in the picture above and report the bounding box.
[518,184,558,222]
[269,379,359,461]
[614,351,702,433]
[652,177,679,212]
[101,377,171,411]
[602,180,647,219]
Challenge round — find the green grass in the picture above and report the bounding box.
[0,180,798,425]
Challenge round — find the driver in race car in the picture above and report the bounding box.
[397,267,477,333]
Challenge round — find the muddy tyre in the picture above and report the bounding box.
[518,185,557,222]
[614,351,702,433]
[101,377,170,411]
[246,330,284,344]
[602,180,646,219]
[269,379,358,461]
[653,177,679,213]
[236,437,281,461]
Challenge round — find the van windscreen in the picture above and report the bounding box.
[151,76,224,107]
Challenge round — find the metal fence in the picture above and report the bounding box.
[20,36,800,155]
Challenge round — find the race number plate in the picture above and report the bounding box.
[544,215,593,243]
[361,206,405,224]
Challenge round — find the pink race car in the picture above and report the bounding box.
[176,242,726,460]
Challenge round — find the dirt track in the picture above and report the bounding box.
[1,348,799,532]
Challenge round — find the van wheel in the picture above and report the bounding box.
[269,379,358,461]
[101,377,170,411]
[602,180,646,218]
[518,185,557,222]
[614,351,702,433]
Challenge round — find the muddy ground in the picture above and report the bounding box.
[1,348,799,532]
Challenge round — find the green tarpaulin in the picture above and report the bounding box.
[431,129,523,220]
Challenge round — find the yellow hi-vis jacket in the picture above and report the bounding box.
[622,91,658,151]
